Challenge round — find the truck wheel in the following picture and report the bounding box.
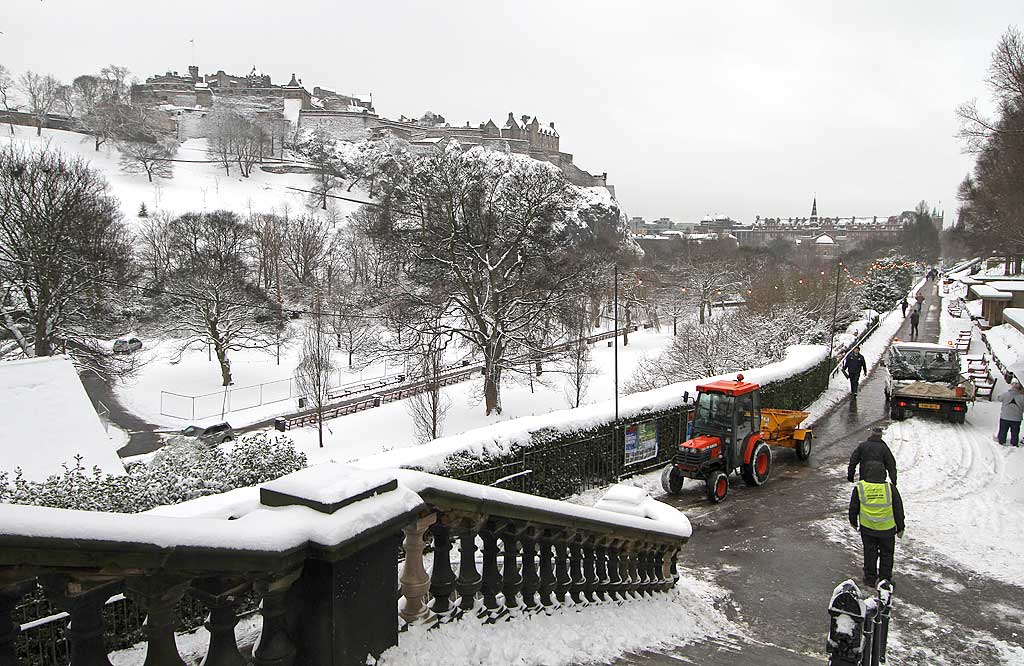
[660,465,684,495]
[706,471,729,503]
[741,442,772,486]
[796,433,813,461]
[889,405,905,421]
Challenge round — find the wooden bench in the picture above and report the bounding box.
[974,369,997,400]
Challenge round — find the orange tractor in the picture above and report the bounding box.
[660,375,813,502]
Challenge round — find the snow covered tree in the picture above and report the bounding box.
[297,127,360,209]
[206,105,267,178]
[17,70,61,136]
[119,134,178,182]
[563,338,594,408]
[384,146,586,415]
[156,210,283,386]
[328,288,379,368]
[294,299,335,449]
[0,145,134,378]
[72,66,133,151]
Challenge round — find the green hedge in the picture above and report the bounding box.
[435,356,832,499]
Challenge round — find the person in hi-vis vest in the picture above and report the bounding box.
[848,461,905,587]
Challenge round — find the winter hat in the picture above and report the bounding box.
[871,426,884,435]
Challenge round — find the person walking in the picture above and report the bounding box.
[910,308,920,339]
[842,346,867,396]
[849,461,905,587]
[996,379,1024,447]
[901,298,909,317]
[848,426,898,485]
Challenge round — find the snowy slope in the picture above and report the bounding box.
[0,125,368,224]
[0,356,125,482]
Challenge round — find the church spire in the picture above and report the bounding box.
[810,196,818,222]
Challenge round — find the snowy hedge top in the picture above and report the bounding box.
[354,345,829,474]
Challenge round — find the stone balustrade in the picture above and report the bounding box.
[0,465,689,666]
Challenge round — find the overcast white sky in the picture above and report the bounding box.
[2,1,1022,223]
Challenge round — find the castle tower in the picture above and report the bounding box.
[810,196,818,223]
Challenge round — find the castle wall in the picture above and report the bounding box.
[298,110,378,141]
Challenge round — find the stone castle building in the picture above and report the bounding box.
[131,64,611,190]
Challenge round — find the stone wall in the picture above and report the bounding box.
[297,110,378,142]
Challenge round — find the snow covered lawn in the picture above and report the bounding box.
[0,125,365,224]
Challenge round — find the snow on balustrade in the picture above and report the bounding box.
[0,462,694,666]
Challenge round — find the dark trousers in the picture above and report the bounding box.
[861,531,895,585]
[849,373,861,395]
[997,418,1021,446]
[910,321,919,337]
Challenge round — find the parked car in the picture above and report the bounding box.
[113,337,143,354]
[179,422,236,445]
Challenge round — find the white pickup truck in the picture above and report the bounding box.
[883,342,974,424]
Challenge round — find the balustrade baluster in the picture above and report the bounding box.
[568,539,586,604]
[636,549,651,596]
[454,518,483,615]
[399,514,437,625]
[478,523,502,618]
[607,541,622,601]
[520,529,540,611]
[668,547,681,589]
[651,547,667,593]
[126,575,192,666]
[594,541,610,602]
[581,539,597,603]
[252,569,302,666]
[0,581,30,666]
[624,545,640,598]
[645,546,660,595]
[429,516,457,618]
[500,526,523,612]
[553,539,571,605]
[40,575,121,666]
[537,531,556,608]
[190,577,249,666]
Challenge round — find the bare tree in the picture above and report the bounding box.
[251,213,286,292]
[73,67,132,151]
[18,71,61,136]
[327,288,379,368]
[119,135,178,182]
[282,214,331,287]
[136,211,175,285]
[563,338,594,408]
[206,105,267,178]
[157,211,282,386]
[682,258,737,324]
[0,144,135,378]
[0,65,16,135]
[294,299,335,448]
[406,336,451,442]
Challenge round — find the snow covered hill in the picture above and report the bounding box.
[0,125,368,224]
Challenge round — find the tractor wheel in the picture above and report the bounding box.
[741,442,772,487]
[706,471,729,503]
[796,433,813,461]
[660,465,684,495]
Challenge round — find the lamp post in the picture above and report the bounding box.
[613,263,619,422]
[826,261,842,391]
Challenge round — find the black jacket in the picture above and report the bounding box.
[849,482,906,537]
[847,433,898,485]
[843,352,867,377]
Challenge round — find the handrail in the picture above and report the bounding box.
[831,318,881,378]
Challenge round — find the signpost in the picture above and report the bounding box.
[624,420,658,466]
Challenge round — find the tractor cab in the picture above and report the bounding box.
[663,374,773,502]
[690,377,762,466]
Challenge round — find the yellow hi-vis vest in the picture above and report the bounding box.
[857,481,896,532]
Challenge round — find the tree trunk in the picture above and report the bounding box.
[483,359,502,416]
[673,316,677,336]
[213,343,232,386]
[317,411,324,448]
[699,300,706,324]
[146,170,153,183]
[623,307,631,346]
[36,121,42,136]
